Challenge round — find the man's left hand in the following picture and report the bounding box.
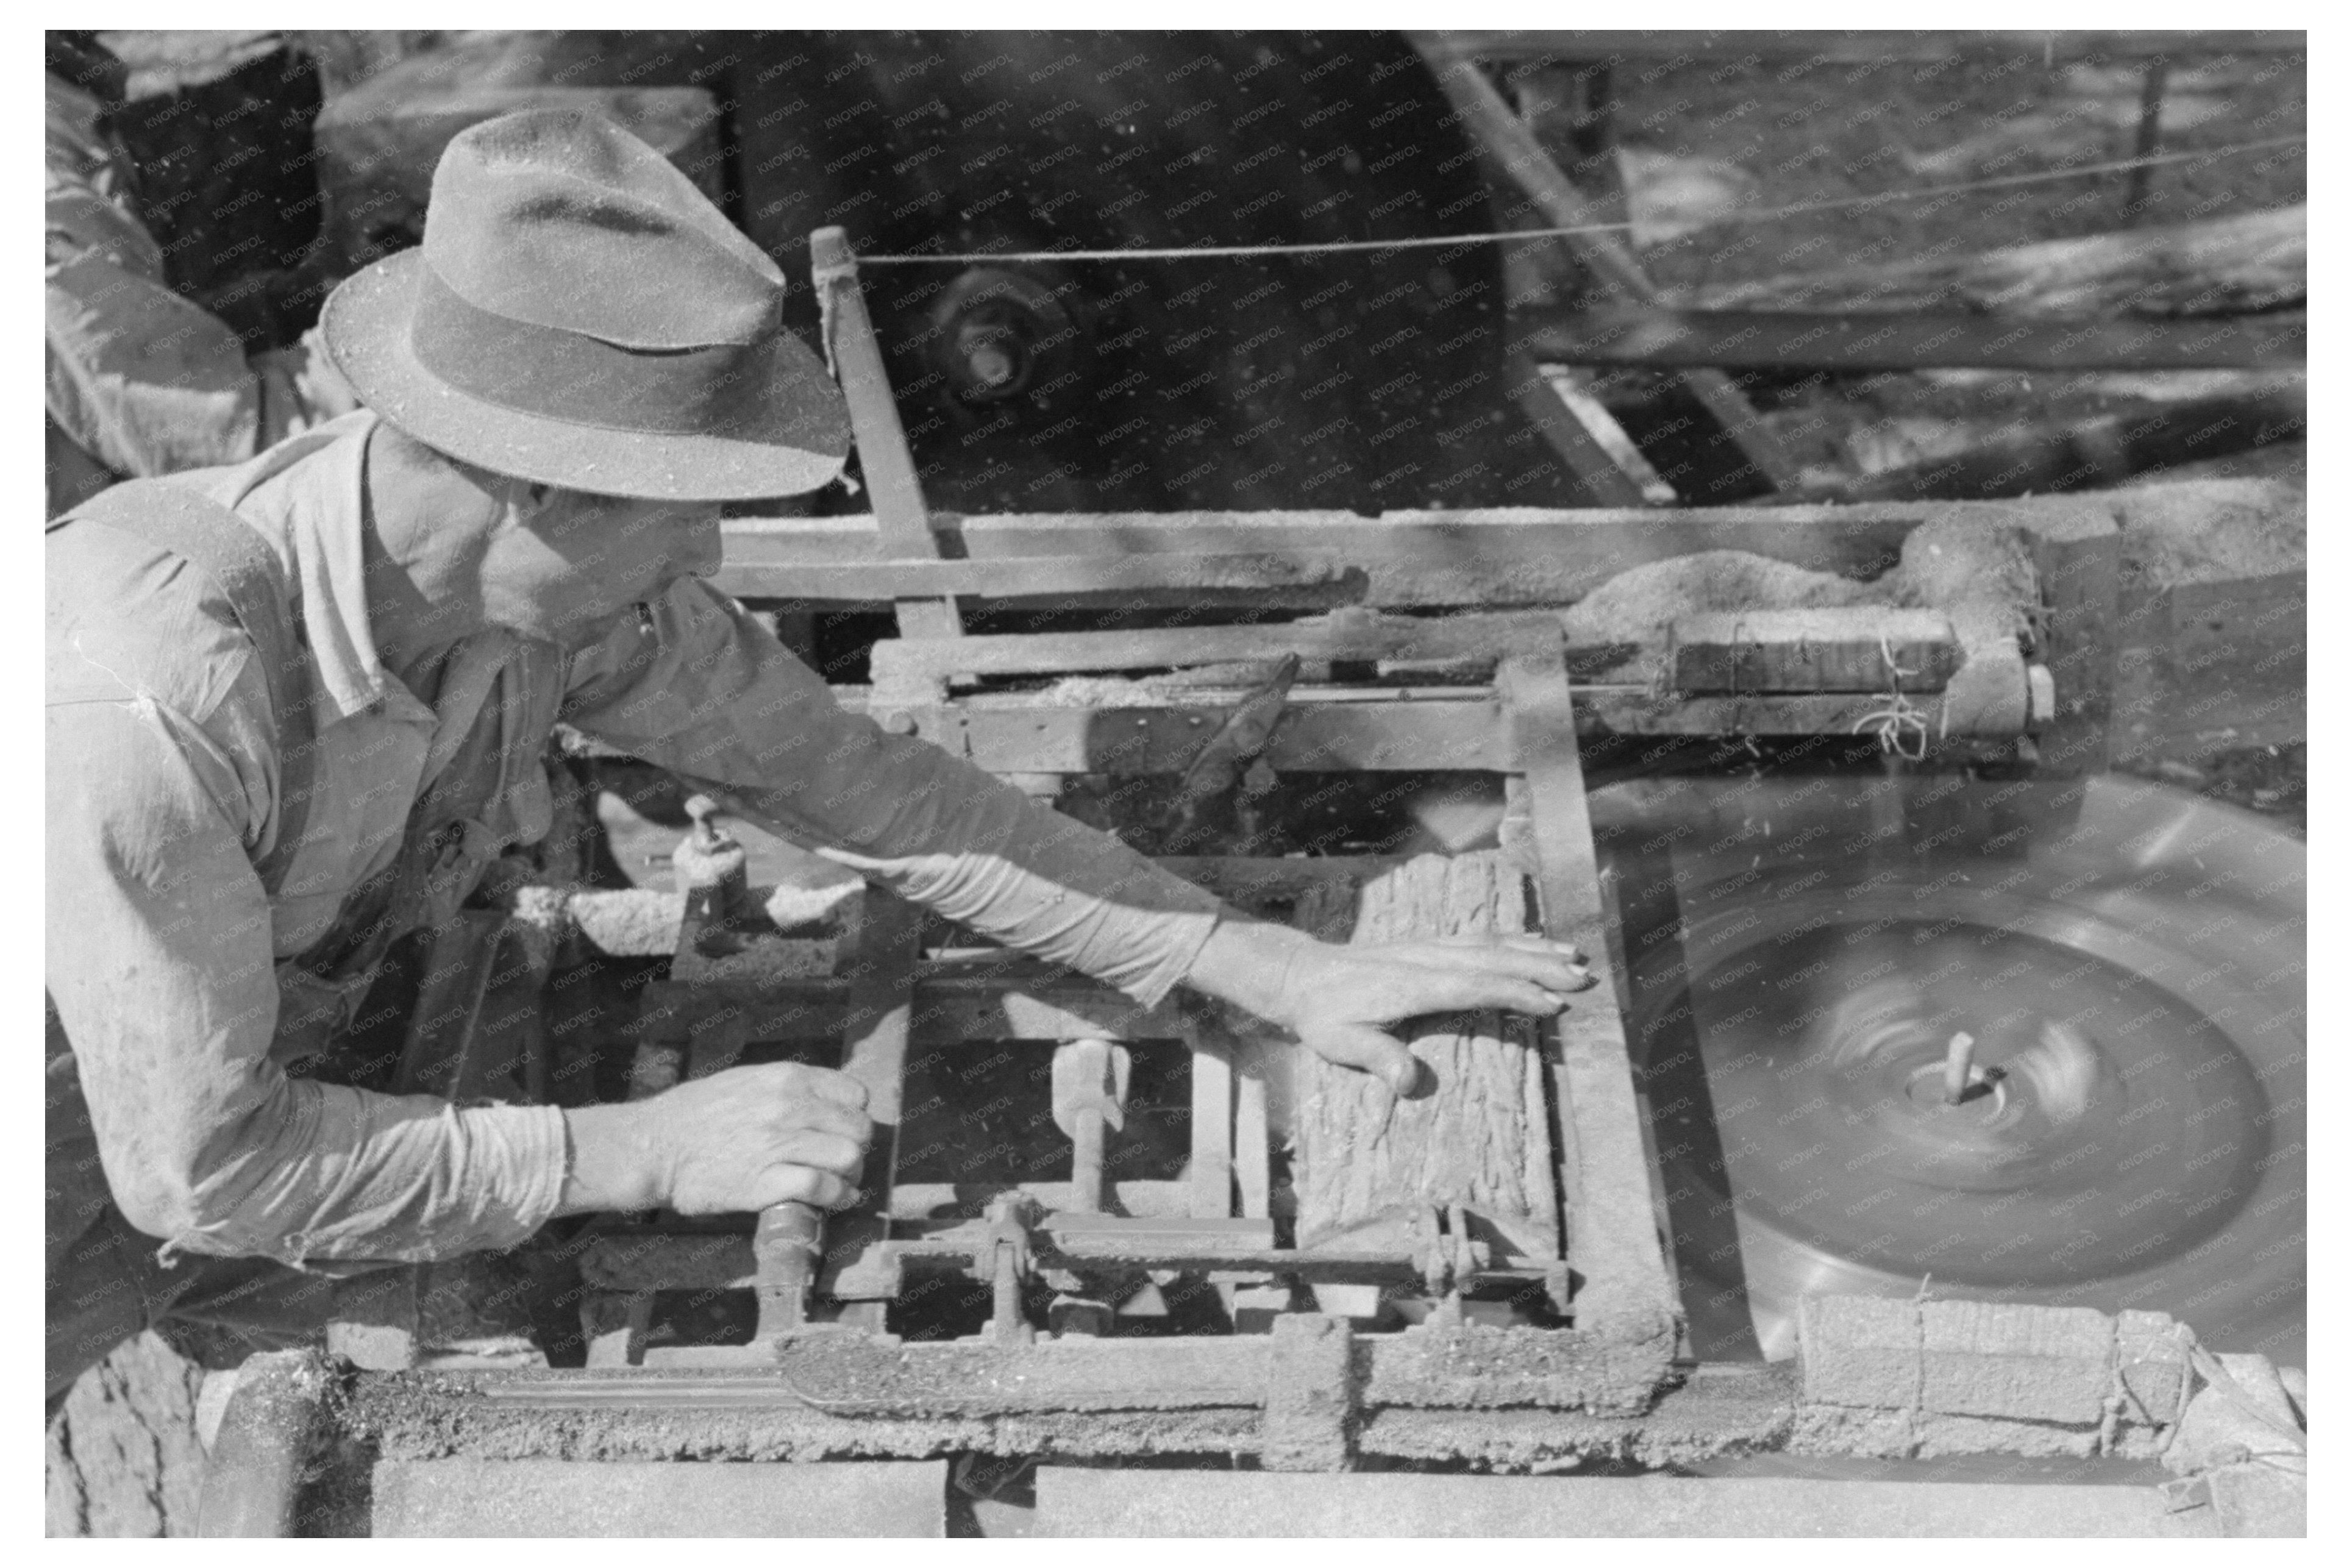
[1186,920,1595,1095]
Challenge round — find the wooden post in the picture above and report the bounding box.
[1418,48,1801,493]
[816,888,924,1329]
[810,226,962,644]
[1497,650,1679,1338]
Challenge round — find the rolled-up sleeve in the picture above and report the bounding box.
[46,684,568,1266]
[561,580,1223,1005]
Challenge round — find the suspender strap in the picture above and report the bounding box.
[49,480,316,894]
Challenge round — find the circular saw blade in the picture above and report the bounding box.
[1614,773,2304,1364]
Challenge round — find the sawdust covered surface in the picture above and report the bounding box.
[342,1373,1259,1464]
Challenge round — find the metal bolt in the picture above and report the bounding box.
[968,343,1017,388]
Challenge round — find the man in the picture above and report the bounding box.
[46,108,1592,1403]
[45,31,358,518]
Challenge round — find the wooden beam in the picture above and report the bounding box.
[1521,305,2306,372]
[875,682,2031,778]
[719,507,1940,607]
[1503,349,1652,505]
[812,226,960,644]
[1188,1038,1235,1220]
[1496,652,1680,1338]
[1412,30,2305,64]
[818,889,924,1314]
[868,612,1573,702]
[715,552,1364,605]
[1417,45,1800,491]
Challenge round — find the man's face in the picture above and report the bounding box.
[477,485,724,647]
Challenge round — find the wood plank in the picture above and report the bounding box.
[1503,349,1652,505]
[719,514,1925,607]
[718,497,2117,610]
[885,685,2029,777]
[868,613,1569,701]
[1523,306,2307,372]
[1495,653,1678,1336]
[715,551,1365,605]
[811,226,960,644]
[1411,30,2305,63]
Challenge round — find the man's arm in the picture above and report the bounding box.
[563,581,1225,1005]
[46,694,569,1262]
[564,582,1596,1082]
[47,688,874,1252]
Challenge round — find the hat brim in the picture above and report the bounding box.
[320,251,852,502]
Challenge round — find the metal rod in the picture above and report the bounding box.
[754,1201,822,1339]
[1944,1032,1978,1105]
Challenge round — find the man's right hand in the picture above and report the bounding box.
[558,1063,874,1217]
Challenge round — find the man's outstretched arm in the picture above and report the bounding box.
[565,580,1593,1083]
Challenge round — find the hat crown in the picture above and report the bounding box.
[424,107,783,350]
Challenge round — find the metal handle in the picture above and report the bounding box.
[754,1200,824,1339]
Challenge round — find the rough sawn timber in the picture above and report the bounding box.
[1289,853,1563,1263]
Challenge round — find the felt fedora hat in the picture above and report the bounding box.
[320,107,850,501]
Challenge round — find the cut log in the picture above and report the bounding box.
[46,1333,209,1538]
[1289,853,1562,1264]
[1686,205,2304,319]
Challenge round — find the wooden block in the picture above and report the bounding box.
[1289,853,1561,1261]
[1670,609,1959,695]
[1797,1295,1922,1411]
[1188,1039,1235,1219]
[1918,1300,2115,1425]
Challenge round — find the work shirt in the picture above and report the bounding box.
[43,71,347,516]
[46,412,1222,1270]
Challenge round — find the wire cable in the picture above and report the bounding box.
[853,135,2305,267]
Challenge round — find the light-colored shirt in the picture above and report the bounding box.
[43,71,349,516]
[46,413,1221,1269]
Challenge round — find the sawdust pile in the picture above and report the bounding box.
[1558,515,2043,679]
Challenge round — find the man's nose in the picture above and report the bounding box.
[675,511,724,579]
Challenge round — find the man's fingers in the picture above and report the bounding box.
[774,1130,868,1180]
[774,1063,869,1112]
[1384,966,1571,1020]
[1300,1022,1421,1096]
[1430,934,1588,965]
[1404,939,1592,992]
[752,1164,858,1213]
